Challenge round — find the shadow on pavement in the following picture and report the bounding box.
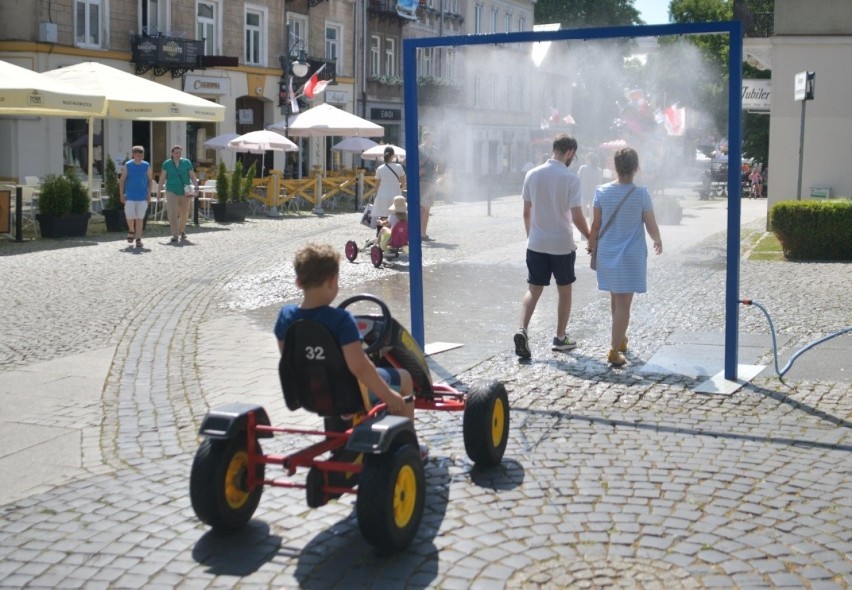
[192,521,283,576]
[293,460,452,588]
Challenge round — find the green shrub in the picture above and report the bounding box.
[229,160,244,203]
[67,169,90,214]
[37,174,72,216]
[770,199,852,260]
[104,158,121,209]
[216,161,229,204]
[242,162,257,201]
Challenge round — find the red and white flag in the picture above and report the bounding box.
[301,64,329,99]
[304,75,330,99]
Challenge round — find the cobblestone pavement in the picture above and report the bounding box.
[0,193,850,589]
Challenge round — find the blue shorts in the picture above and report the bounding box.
[368,367,402,404]
[526,249,577,287]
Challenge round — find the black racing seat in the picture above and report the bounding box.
[279,319,370,417]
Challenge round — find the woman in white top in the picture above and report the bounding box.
[371,146,406,229]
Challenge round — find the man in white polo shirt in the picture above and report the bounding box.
[514,133,591,359]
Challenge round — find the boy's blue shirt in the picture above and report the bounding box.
[274,304,360,346]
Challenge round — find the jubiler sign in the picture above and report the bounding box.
[742,79,771,111]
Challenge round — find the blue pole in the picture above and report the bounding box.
[725,21,744,380]
[402,40,424,348]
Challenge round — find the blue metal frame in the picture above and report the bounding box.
[403,22,743,379]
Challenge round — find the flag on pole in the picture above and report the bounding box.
[301,64,329,99]
[288,76,299,114]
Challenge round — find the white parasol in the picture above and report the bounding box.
[361,144,406,162]
[203,132,241,150]
[227,129,299,154]
[332,137,379,154]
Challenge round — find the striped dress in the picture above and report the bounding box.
[593,182,653,293]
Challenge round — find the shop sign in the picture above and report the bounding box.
[325,90,349,104]
[184,75,230,96]
[742,79,771,111]
[371,108,401,121]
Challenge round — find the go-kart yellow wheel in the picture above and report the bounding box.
[190,436,264,530]
[463,380,510,468]
[356,443,425,552]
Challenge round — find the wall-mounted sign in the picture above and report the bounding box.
[371,108,401,121]
[742,79,771,111]
[184,74,230,96]
[325,90,349,104]
[238,109,253,125]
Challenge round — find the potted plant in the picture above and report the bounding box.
[213,160,250,222]
[101,157,127,232]
[36,173,91,238]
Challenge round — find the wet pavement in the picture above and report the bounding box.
[0,188,850,588]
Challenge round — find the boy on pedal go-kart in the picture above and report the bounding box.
[274,242,414,420]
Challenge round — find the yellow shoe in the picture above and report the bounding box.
[618,337,628,353]
[607,349,627,367]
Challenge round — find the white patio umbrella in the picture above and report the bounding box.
[43,62,225,190]
[203,132,241,150]
[361,143,406,162]
[332,136,379,154]
[268,103,384,138]
[227,129,299,177]
[0,60,105,117]
[227,129,299,154]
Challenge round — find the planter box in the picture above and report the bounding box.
[36,212,91,238]
[212,201,249,223]
[102,208,149,232]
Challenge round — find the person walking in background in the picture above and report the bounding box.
[514,134,591,359]
[158,145,199,243]
[588,147,662,367]
[119,145,153,249]
[578,153,603,220]
[418,131,441,241]
[371,146,406,231]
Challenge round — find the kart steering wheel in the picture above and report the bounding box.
[338,294,393,355]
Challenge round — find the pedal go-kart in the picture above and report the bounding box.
[190,294,509,552]
[345,221,409,268]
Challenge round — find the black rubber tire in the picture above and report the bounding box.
[345,240,358,262]
[463,380,510,468]
[370,245,383,267]
[190,436,264,530]
[306,466,325,508]
[356,444,425,552]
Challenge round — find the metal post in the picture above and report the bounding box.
[796,99,806,200]
[15,186,23,242]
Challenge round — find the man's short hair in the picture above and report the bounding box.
[131,145,144,154]
[294,243,340,289]
[552,134,578,155]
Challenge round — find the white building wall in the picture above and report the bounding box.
[767,35,852,203]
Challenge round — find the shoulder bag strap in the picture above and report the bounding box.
[597,186,636,242]
[388,164,401,183]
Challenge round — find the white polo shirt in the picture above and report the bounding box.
[522,159,582,255]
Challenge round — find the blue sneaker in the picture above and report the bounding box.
[514,329,531,359]
[552,335,577,351]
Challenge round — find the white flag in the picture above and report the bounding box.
[289,76,299,114]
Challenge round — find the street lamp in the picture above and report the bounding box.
[274,49,308,216]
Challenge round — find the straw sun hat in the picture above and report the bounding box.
[388,195,407,213]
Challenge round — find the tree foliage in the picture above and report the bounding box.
[534,0,643,27]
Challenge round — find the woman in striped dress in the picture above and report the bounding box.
[589,148,663,367]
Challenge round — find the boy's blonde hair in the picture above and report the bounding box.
[294,243,340,289]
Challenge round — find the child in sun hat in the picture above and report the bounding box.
[378,195,408,250]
